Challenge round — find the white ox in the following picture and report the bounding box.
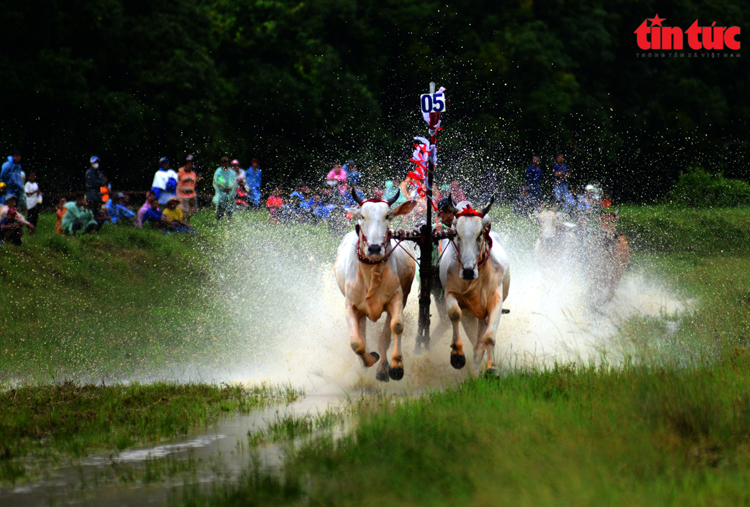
[534,208,578,272]
[334,189,417,382]
[439,199,511,375]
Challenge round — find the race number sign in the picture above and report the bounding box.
[420,92,446,114]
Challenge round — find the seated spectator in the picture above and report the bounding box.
[0,182,7,205]
[266,188,283,224]
[138,191,156,228]
[601,193,612,209]
[93,203,110,231]
[104,193,136,224]
[1,207,28,246]
[162,197,196,233]
[61,196,98,235]
[341,186,364,207]
[0,195,34,229]
[449,181,466,203]
[512,186,536,217]
[54,198,67,234]
[142,198,164,228]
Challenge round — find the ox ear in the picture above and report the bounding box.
[482,213,492,229]
[387,199,417,219]
[344,206,362,220]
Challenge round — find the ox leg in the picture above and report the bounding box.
[481,291,506,376]
[346,304,379,368]
[445,292,466,370]
[473,318,488,369]
[387,299,406,381]
[375,313,392,383]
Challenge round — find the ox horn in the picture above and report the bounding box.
[351,186,364,205]
[446,192,457,214]
[386,188,400,206]
[481,196,495,216]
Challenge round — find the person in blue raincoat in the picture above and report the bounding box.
[245,158,262,207]
[213,156,237,221]
[1,150,27,211]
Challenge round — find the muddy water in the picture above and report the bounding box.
[0,381,351,507]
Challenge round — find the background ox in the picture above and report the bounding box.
[440,198,511,376]
[334,189,417,382]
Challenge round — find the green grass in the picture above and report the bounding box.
[174,206,750,506]
[0,381,300,484]
[3,205,750,504]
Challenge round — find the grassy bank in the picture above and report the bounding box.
[0,382,299,484]
[184,355,750,507]
[2,205,750,503]
[0,209,335,383]
[176,206,750,506]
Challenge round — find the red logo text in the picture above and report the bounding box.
[635,15,741,50]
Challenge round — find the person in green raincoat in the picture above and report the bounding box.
[213,156,237,221]
[61,196,98,235]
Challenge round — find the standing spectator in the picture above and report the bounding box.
[86,156,107,212]
[552,154,571,203]
[212,156,237,221]
[152,157,179,206]
[0,182,7,205]
[54,198,67,234]
[1,150,27,211]
[61,196,98,235]
[266,188,283,225]
[138,191,156,228]
[246,158,262,207]
[24,171,41,231]
[525,156,542,202]
[177,155,199,217]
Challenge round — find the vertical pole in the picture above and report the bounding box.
[416,158,434,353]
[415,82,437,354]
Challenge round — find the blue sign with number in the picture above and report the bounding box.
[420,93,446,113]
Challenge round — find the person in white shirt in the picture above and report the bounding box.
[151,157,179,206]
[24,171,41,230]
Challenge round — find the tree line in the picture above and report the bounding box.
[1,0,747,202]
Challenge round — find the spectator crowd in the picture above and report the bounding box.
[0,149,614,246]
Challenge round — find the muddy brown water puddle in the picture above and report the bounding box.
[0,382,352,507]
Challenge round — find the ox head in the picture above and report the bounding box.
[600,207,621,234]
[534,207,576,239]
[534,208,559,239]
[453,197,494,280]
[346,187,417,261]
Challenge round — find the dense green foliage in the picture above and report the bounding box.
[1,0,747,200]
[667,168,750,207]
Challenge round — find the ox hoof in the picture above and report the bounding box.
[367,352,380,367]
[389,365,404,381]
[484,368,500,379]
[450,353,466,370]
[375,368,390,383]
